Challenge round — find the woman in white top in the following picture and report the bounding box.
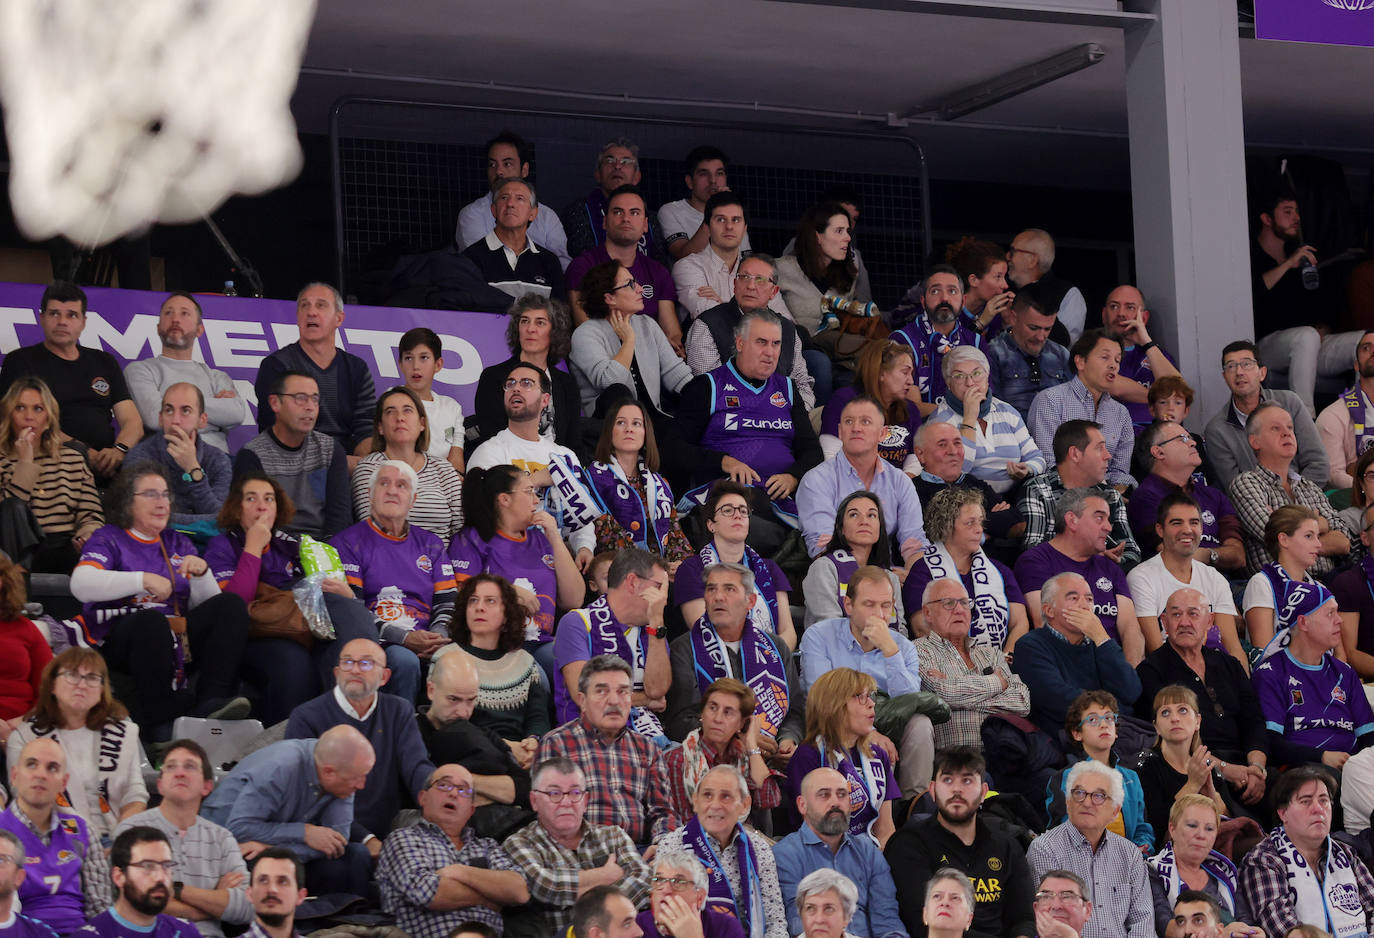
[1241,505,1324,652]
[930,346,1045,495]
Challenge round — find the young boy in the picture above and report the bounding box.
[584,551,615,604]
[399,327,465,476]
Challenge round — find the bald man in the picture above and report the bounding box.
[1099,285,1180,428]
[285,638,433,855]
[201,725,376,896]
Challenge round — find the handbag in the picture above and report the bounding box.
[247,582,313,649]
[812,313,890,369]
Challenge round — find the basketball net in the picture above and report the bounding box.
[0,0,317,247]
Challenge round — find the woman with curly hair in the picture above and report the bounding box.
[818,341,923,473]
[472,294,582,452]
[945,236,1012,337]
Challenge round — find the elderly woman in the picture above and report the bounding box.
[352,386,464,544]
[6,649,146,842]
[0,377,103,572]
[801,491,905,630]
[657,765,788,938]
[70,462,251,731]
[0,555,50,743]
[637,849,746,938]
[904,488,1028,650]
[774,202,860,337]
[923,868,976,938]
[931,346,1044,494]
[473,294,581,451]
[1148,794,1254,938]
[819,341,922,473]
[1241,505,1323,651]
[794,869,861,938]
[571,260,694,417]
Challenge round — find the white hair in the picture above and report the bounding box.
[368,459,420,502]
[1041,571,1088,612]
[795,869,858,923]
[653,849,709,891]
[941,344,991,384]
[921,577,969,607]
[1064,758,1125,808]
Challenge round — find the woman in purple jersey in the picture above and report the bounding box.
[800,491,904,630]
[1242,506,1323,652]
[818,341,922,473]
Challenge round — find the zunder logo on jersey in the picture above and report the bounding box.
[724,413,738,430]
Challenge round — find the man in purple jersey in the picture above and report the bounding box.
[1099,286,1181,429]
[1127,420,1244,568]
[77,827,199,938]
[0,829,59,938]
[889,265,981,414]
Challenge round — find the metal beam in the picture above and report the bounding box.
[765,0,1156,28]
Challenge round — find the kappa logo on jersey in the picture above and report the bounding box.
[91,377,110,396]
[1333,684,1348,703]
[725,413,739,430]
[416,554,433,574]
[1095,576,1114,593]
[725,396,740,408]
[723,383,737,391]
[1201,510,1216,527]
[770,391,787,408]
[1288,676,1302,687]
[170,553,185,570]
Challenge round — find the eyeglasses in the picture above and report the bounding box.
[277,392,321,406]
[611,277,641,292]
[715,504,750,519]
[949,368,987,382]
[1007,246,1037,259]
[1078,713,1116,728]
[503,377,540,391]
[426,779,475,797]
[338,657,381,672]
[734,273,777,286]
[1069,788,1110,805]
[928,597,974,612]
[125,860,177,874]
[1155,432,1194,448]
[600,155,638,168]
[852,692,877,703]
[1034,891,1085,905]
[134,489,172,501]
[0,855,20,869]
[533,788,588,803]
[651,875,697,891]
[1222,359,1259,373]
[58,670,105,687]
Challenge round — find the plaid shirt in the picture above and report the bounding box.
[1028,378,1137,487]
[1018,468,1141,569]
[913,632,1030,750]
[1027,822,1154,938]
[535,717,680,844]
[501,821,652,932]
[1228,464,1354,575]
[375,819,520,938]
[1240,829,1374,937]
[663,736,784,822]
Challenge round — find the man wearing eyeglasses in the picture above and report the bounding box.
[502,756,652,938]
[79,827,199,938]
[673,193,786,322]
[0,828,58,938]
[986,284,1073,425]
[1027,762,1153,938]
[1031,870,1093,938]
[1127,423,1244,570]
[376,763,529,938]
[1003,230,1085,344]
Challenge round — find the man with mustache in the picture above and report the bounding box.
[1028,329,1136,489]
[773,768,907,938]
[1316,329,1374,489]
[890,266,983,416]
[245,848,307,938]
[78,827,199,938]
[884,748,1035,938]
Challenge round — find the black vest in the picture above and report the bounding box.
[699,299,798,374]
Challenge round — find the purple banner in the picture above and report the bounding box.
[0,282,513,450]
[1255,0,1374,48]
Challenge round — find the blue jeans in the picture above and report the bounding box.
[803,350,833,406]
[383,645,421,705]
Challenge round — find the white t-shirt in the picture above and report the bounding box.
[420,392,464,460]
[657,198,751,253]
[1242,569,1315,613]
[467,428,594,553]
[1127,554,1237,619]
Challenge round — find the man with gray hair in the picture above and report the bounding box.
[562,137,664,263]
[462,177,567,300]
[795,869,861,938]
[1032,870,1094,938]
[635,851,733,938]
[1005,228,1086,343]
[456,131,571,268]
[1028,761,1152,938]
[1011,571,1141,734]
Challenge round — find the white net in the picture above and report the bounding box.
[0,0,317,247]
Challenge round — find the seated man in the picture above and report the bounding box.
[673,192,787,321]
[461,178,566,300]
[0,828,58,938]
[658,145,750,262]
[1027,761,1153,938]
[1031,871,1095,938]
[912,579,1030,752]
[1014,489,1145,664]
[576,885,653,938]
[1011,572,1142,734]
[986,283,1073,423]
[200,725,375,896]
[114,740,251,937]
[911,421,1023,542]
[562,137,664,262]
[246,848,308,938]
[1203,341,1328,489]
[1098,286,1180,429]
[885,748,1036,938]
[285,638,434,857]
[1005,228,1087,343]
[798,566,934,799]
[1229,401,1352,574]
[535,655,680,846]
[1316,329,1374,489]
[773,768,908,938]
[1126,421,1243,568]
[890,265,981,414]
[1028,330,1135,488]
[636,852,740,938]
[126,383,232,527]
[502,757,652,938]
[0,738,112,933]
[1331,500,1374,681]
[80,827,200,938]
[124,292,248,452]
[0,281,141,479]
[376,763,530,938]
[456,131,571,268]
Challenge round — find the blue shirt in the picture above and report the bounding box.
[1028,377,1137,486]
[986,332,1073,421]
[799,618,922,696]
[796,453,926,557]
[772,824,908,938]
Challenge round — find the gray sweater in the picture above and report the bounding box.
[1203,387,1329,489]
[774,255,858,335]
[569,315,693,414]
[123,356,248,452]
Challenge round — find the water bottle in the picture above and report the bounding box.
[1299,257,1319,291]
[223,280,238,297]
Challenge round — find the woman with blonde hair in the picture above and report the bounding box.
[1146,793,1254,936]
[818,340,923,473]
[1127,686,1233,849]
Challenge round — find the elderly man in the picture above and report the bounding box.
[114,741,251,937]
[891,265,982,413]
[1126,422,1244,567]
[1005,229,1086,342]
[656,766,786,938]
[773,768,907,938]
[797,395,926,559]
[986,284,1073,423]
[81,827,201,938]
[1032,870,1095,938]
[461,178,566,300]
[536,655,680,846]
[200,725,375,896]
[253,283,376,456]
[799,566,935,798]
[125,291,248,451]
[246,848,308,938]
[1098,286,1181,428]
[0,738,112,933]
[1012,572,1141,734]
[1027,761,1153,938]
[1028,330,1136,488]
[562,137,663,262]
[1229,401,1353,574]
[285,638,434,855]
[911,420,1024,541]
[794,870,864,938]
[886,748,1035,938]
[1240,766,1374,938]
[577,885,649,938]
[376,763,530,938]
[125,383,233,526]
[502,757,652,938]
[674,192,788,322]
[913,578,1030,751]
[456,131,571,267]
[634,853,741,938]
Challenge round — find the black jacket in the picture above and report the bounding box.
[470,355,584,458]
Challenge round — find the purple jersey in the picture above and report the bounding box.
[819,386,922,469]
[1119,344,1175,426]
[76,525,199,641]
[76,911,200,938]
[698,363,798,480]
[567,244,677,308]
[1253,650,1374,752]
[551,598,648,722]
[0,913,59,938]
[203,529,301,590]
[1014,543,1132,643]
[0,805,94,935]
[331,519,456,630]
[448,526,559,642]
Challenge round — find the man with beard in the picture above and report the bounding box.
[884,748,1035,938]
[77,828,199,938]
[1317,330,1374,489]
[125,292,248,451]
[125,384,232,526]
[1028,330,1136,488]
[244,848,307,938]
[1097,286,1180,429]
[0,829,58,938]
[773,768,907,938]
[456,131,571,269]
[986,284,1073,424]
[890,266,982,415]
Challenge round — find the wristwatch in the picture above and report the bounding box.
[173,881,184,901]
[1209,549,1219,564]
[182,467,205,483]
[644,625,664,639]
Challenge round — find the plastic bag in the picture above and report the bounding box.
[292,574,338,640]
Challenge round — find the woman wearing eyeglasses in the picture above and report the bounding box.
[1147,794,1254,937]
[1241,505,1323,652]
[929,345,1044,495]
[6,649,146,842]
[818,341,923,474]
[472,294,581,453]
[802,491,904,631]
[570,260,694,419]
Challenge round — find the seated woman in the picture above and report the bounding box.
[472,295,581,454]
[352,386,464,545]
[801,490,905,630]
[819,341,922,474]
[1148,794,1253,938]
[587,398,692,571]
[1242,505,1323,652]
[787,667,899,848]
[0,377,103,572]
[1339,446,1374,537]
[664,677,783,827]
[204,471,392,719]
[0,555,50,747]
[570,260,694,418]
[904,488,1028,650]
[922,868,977,938]
[775,201,861,338]
[70,462,251,732]
[930,346,1044,495]
[6,649,146,842]
[948,236,1012,338]
[794,870,861,938]
[675,480,796,650]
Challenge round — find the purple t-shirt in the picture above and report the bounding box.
[551,598,647,723]
[76,525,199,640]
[331,519,456,630]
[1013,542,1132,643]
[1119,344,1176,426]
[902,554,1024,641]
[448,526,559,641]
[1331,565,1374,660]
[1127,474,1235,553]
[203,530,300,590]
[77,911,200,938]
[566,244,677,308]
[0,805,93,935]
[786,741,899,840]
[1253,650,1374,752]
[819,386,923,469]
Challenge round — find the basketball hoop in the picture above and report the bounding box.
[0,0,317,247]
